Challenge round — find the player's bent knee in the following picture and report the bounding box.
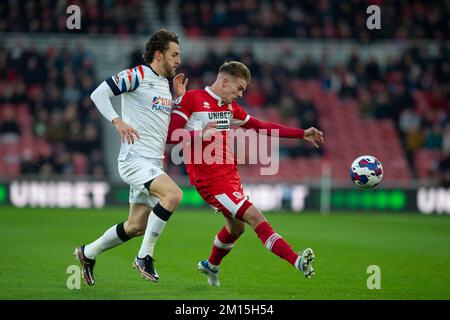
[175,188,183,204]
[173,188,183,205]
[160,187,183,211]
[229,228,245,237]
[242,206,266,229]
[167,188,183,206]
[124,223,145,237]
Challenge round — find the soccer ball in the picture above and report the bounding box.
[350,155,383,189]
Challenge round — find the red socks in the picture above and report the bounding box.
[208,226,241,265]
[255,221,298,266]
[207,222,299,268]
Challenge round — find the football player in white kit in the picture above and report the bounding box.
[74,29,188,285]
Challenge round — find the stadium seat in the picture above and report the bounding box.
[414,149,442,179]
[73,153,89,175]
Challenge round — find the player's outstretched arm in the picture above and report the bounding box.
[241,116,304,138]
[241,117,324,147]
[90,81,140,144]
[303,127,324,148]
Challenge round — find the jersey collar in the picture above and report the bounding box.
[205,86,224,106]
[144,65,167,81]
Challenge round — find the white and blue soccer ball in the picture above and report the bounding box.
[350,155,383,189]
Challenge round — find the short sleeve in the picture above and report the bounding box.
[230,103,250,126]
[105,65,145,96]
[172,92,193,121]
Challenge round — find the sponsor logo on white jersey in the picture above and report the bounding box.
[151,96,172,113]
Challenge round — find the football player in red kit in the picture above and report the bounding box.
[167,61,324,286]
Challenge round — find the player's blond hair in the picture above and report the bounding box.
[219,61,251,83]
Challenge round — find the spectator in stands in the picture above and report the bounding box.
[424,124,443,150]
[0,107,21,142]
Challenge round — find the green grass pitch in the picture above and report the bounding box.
[0,206,449,300]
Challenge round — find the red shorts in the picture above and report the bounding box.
[195,177,253,219]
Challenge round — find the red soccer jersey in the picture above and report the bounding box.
[172,87,250,185]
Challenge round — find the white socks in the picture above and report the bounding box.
[84,224,127,260]
[138,211,167,258]
[83,204,172,260]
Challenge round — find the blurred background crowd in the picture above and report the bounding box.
[2,0,449,41]
[0,0,148,34]
[150,41,450,186]
[180,0,450,40]
[0,0,449,187]
[0,44,105,178]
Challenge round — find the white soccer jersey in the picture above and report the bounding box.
[105,65,172,160]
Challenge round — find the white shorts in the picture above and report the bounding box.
[118,153,165,207]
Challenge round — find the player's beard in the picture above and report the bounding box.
[162,60,176,78]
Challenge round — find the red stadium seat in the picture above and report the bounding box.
[73,153,89,175]
[313,88,412,184]
[414,149,442,178]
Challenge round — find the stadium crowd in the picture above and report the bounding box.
[157,40,449,186]
[0,44,106,178]
[180,0,450,40]
[1,1,449,186]
[335,42,450,186]
[0,0,148,34]
[1,40,449,186]
[2,0,449,41]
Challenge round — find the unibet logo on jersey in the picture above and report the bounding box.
[151,96,172,113]
[208,111,231,130]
